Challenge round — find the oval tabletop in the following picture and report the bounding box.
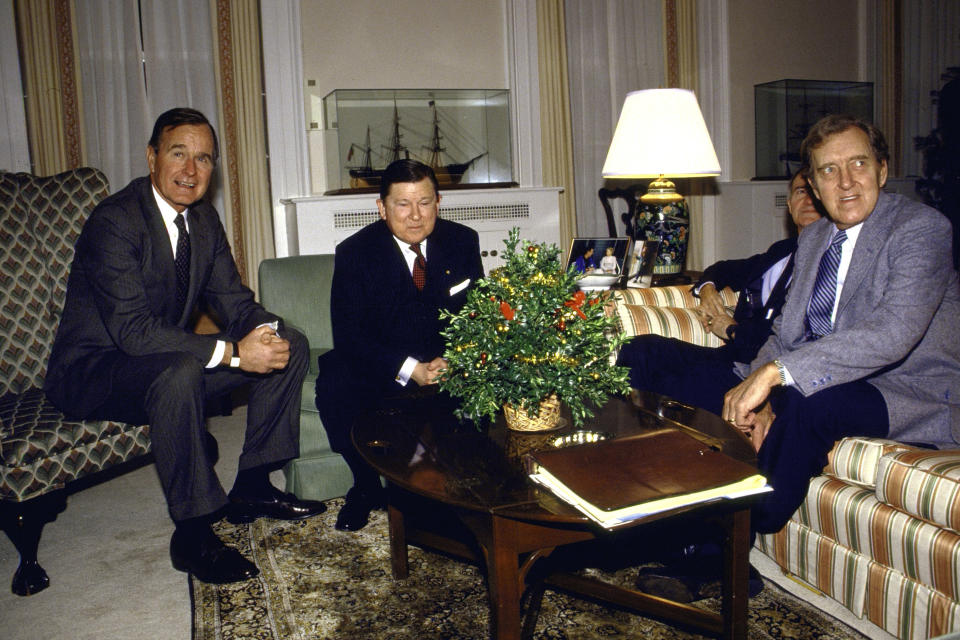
[352,390,758,526]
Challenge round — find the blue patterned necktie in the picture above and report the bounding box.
[805,229,847,339]
[173,213,191,313]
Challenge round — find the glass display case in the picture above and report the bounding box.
[313,88,513,194]
[755,79,873,179]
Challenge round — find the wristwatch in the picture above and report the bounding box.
[773,359,788,386]
[230,342,241,368]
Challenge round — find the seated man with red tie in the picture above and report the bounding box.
[314,159,484,531]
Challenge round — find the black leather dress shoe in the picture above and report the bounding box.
[634,543,764,601]
[170,530,258,584]
[335,487,386,532]
[227,486,327,524]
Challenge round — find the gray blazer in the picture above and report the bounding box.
[740,192,960,448]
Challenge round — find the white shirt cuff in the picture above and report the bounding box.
[208,340,226,368]
[395,357,419,386]
[693,280,715,297]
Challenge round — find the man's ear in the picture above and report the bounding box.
[376,199,386,220]
[878,160,888,189]
[146,145,156,174]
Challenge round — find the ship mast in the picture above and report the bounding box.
[424,100,446,170]
[348,126,373,170]
[383,101,408,163]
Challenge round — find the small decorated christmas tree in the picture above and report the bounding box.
[439,228,631,428]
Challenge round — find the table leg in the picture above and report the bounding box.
[721,507,750,640]
[388,504,409,579]
[486,515,523,640]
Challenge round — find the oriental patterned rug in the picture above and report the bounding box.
[191,499,866,639]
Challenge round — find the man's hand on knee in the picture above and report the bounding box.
[722,361,780,430]
[237,325,290,373]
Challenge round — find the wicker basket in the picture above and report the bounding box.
[503,395,561,432]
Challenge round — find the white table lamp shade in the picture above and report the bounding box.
[602,89,721,178]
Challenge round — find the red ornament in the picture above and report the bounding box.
[564,290,587,320]
[499,300,515,321]
[480,352,488,364]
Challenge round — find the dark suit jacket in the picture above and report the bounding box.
[697,237,796,363]
[44,176,276,417]
[319,217,484,391]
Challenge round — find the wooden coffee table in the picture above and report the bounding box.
[353,391,759,640]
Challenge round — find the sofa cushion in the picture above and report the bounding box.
[615,284,738,309]
[614,304,723,347]
[794,475,960,601]
[1,168,109,396]
[0,388,150,501]
[827,436,914,488]
[875,449,960,534]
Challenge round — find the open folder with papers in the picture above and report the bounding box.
[527,429,771,528]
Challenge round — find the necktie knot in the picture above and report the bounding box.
[409,243,426,291]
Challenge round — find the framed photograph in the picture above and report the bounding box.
[566,237,631,276]
[625,240,661,288]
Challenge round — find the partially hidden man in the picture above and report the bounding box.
[616,169,822,414]
[315,159,484,532]
[45,108,325,585]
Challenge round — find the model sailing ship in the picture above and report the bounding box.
[347,100,486,189]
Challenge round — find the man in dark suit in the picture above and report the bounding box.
[44,108,325,585]
[616,170,822,415]
[315,159,484,531]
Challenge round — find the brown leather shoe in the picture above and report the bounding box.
[170,529,258,584]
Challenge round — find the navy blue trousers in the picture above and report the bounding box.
[616,334,889,534]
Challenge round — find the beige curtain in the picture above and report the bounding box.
[879,0,902,177]
[212,0,274,295]
[15,0,83,175]
[536,0,578,250]
[663,0,705,271]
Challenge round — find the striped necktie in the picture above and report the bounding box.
[409,243,426,291]
[805,229,847,339]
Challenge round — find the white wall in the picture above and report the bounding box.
[726,0,861,181]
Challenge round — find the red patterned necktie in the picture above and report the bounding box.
[409,243,426,291]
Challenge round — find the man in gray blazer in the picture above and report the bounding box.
[724,114,960,534]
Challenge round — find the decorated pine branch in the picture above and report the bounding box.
[439,228,631,427]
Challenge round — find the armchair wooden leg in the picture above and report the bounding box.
[1,492,67,596]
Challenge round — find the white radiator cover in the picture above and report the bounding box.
[281,187,562,274]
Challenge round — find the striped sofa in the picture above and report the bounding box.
[612,285,960,640]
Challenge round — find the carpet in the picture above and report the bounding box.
[191,499,867,639]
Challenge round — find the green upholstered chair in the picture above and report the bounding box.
[258,255,353,501]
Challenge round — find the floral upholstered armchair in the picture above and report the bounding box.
[0,168,150,596]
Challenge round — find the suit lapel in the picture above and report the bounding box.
[835,195,891,321]
[139,181,181,315]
